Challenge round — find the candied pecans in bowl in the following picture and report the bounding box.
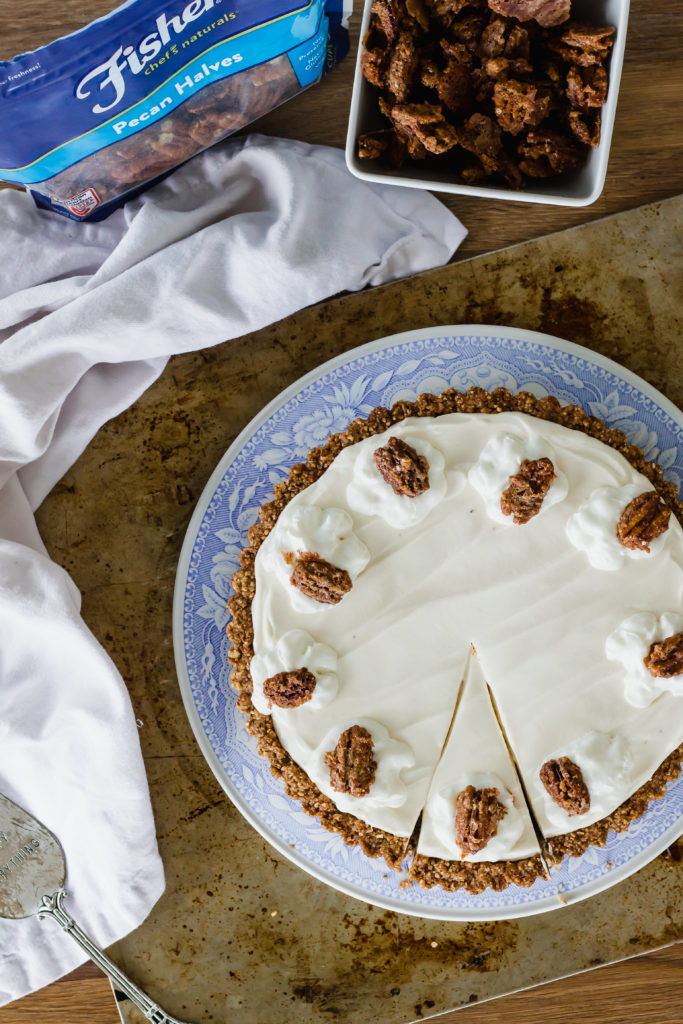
[345,0,629,205]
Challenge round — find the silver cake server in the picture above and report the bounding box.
[0,790,194,1024]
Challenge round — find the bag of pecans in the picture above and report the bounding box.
[0,0,349,221]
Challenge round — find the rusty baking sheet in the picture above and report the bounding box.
[36,196,683,1024]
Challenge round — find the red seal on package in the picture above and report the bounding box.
[58,187,101,217]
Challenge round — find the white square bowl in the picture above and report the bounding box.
[345,0,630,206]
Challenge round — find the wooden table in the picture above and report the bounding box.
[1,1,682,1022]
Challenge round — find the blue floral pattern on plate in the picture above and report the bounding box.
[173,326,683,920]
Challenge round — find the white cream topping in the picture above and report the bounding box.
[534,731,634,831]
[429,773,524,863]
[566,482,670,571]
[251,412,683,851]
[346,432,453,529]
[468,432,568,525]
[606,612,683,707]
[258,504,370,614]
[307,719,415,816]
[249,630,339,715]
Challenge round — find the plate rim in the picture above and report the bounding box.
[172,323,683,921]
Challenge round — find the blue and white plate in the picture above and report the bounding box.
[173,325,683,921]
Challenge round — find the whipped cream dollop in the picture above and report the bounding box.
[566,483,670,571]
[535,731,634,831]
[346,433,453,528]
[606,612,683,707]
[250,630,339,715]
[308,719,415,816]
[430,772,524,862]
[259,504,370,613]
[468,432,568,525]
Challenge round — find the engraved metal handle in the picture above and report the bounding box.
[37,890,195,1024]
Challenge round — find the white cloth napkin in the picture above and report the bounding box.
[0,133,466,1004]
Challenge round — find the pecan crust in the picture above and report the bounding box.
[290,552,352,604]
[540,757,590,815]
[501,457,556,524]
[644,633,683,679]
[262,668,317,709]
[455,785,507,856]
[227,385,683,882]
[374,436,430,496]
[325,726,378,797]
[616,491,671,552]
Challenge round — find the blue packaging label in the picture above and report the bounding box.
[0,0,338,186]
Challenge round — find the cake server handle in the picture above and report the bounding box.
[37,890,195,1024]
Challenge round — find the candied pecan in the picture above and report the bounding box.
[545,22,616,67]
[387,30,421,101]
[500,457,556,523]
[437,60,474,116]
[372,0,401,45]
[385,132,415,167]
[325,725,377,797]
[488,0,570,28]
[644,633,683,679]
[543,57,564,84]
[504,23,531,60]
[567,108,601,147]
[455,112,520,186]
[485,56,533,79]
[539,757,590,815]
[428,0,476,29]
[380,99,429,160]
[290,552,352,604]
[519,155,554,177]
[421,55,440,88]
[479,17,508,58]
[458,111,503,161]
[473,75,495,103]
[518,128,584,172]
[494,79,552,135]
[406,0,431,31]
[440,38,475,66]
[361,35,390,88]
[357,130,393,160]
[616,491,671,552]
[390,102,460,153]
[449,10,487,52]
[262,667,317,709]
[460,156,489,183]
[455,786,507,856]
[567,64,608,109]
[374,436,430,496]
